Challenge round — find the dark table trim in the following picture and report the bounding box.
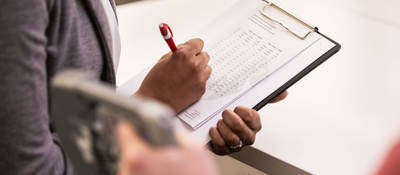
[230,146,312,175]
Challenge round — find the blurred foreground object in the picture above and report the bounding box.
[50,71,176,175]
[376,141,400,175]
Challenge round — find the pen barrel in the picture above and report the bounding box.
[165,38,177,52]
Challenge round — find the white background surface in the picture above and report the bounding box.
[116,0,400,174]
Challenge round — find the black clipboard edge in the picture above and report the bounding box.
[253,32,341,111]
[209,32,340,174]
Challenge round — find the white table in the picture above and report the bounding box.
[116,0,400,174]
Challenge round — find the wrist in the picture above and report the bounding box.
[133,89,179,114]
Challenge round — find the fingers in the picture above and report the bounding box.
[269,91,288,103]
[195,52,212,81]
[209,127,231,155]
[174,38,211,76]
[209,107,262,155]
[177,43,185,49]
[117,123,149,158]
[204,65,212,81]
[175,38,204,58]
[222,110,256,145]
[209,127,226,147]
[233,107,262,132]
[184,38,204,56]
[217,119,241,146]
[196,52,210,67]
[173,39,210,71]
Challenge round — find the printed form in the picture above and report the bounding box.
[179,0,322,129]
[117,0,325,131]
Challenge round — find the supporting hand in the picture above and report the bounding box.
[209,91,288,155]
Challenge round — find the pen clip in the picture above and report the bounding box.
[160,23,173,39]
[166,24,174,38]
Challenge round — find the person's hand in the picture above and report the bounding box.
[135,38,211,113]
[269,91,288,104]
[209,91,288,155]
[117,123,217,175]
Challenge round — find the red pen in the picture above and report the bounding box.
[159,23,177,52]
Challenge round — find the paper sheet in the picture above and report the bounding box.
[177,0,321,129]
[117,0,335,143]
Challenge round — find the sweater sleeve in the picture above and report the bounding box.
[0,0,68,174]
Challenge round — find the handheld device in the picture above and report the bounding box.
[50,71,176,175]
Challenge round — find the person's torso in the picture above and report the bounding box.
[45,0,117,85]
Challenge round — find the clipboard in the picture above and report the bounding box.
[252,1,341,110]
[117,0,341,143]
[253,31,340,111]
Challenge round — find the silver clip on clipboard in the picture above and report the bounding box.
[260,0,318,40]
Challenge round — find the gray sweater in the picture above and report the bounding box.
[0,0,117,174]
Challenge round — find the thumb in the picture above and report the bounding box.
[117,122,149,158]
[117,123,150,175]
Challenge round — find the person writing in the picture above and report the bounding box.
[0,0,287,174]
